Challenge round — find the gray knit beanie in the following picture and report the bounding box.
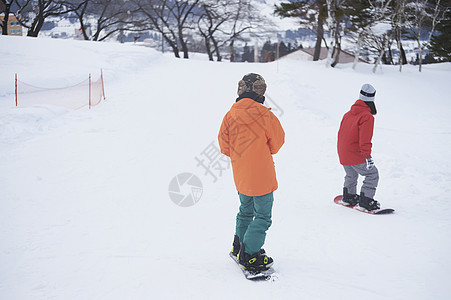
[359,83,376,102]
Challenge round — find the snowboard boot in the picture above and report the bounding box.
[342,187,359,206]
[238,244,273,271]
[359,192,380,211]
[232,235,267,259]
[231,235,240,258]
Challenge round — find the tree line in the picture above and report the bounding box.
[1,0,272,62]
[275,0,451,72]
[1,0,450,70]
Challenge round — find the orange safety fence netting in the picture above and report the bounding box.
[90,75,105,108]
[15,72,106,109]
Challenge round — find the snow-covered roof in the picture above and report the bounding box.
[282,47,369,64]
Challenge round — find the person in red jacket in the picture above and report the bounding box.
[337,84,380,211]
[218,73,285,271]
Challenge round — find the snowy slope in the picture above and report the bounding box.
[1,35,451,300]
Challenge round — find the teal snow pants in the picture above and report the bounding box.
[235,192,274,256]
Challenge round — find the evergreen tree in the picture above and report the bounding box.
[261,40,275,62]
[429,8,451,61]
[241,43,254,62]
[275,0,327,61]
[279,41,289,57]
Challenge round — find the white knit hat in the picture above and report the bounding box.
[359,84,376,102]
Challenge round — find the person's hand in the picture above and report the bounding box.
[366,157,374,170]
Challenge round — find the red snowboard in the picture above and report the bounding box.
[334,195,394,215]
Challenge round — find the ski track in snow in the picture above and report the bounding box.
[1,35,451,300]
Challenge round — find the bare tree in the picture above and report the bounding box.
[197,1,229,61]
[197,0,264,62]
[360,0,394,72]
[405,0,447,71]
[390,0,409,71]
[133,0,200,59]
[367,32,390,72]
[15,0,83,37]
[72,0,90,39]
[324,0,348,67]
[275,0,396,68]
[70,0,144,41]
[226,0,263,61]
[344,0,388,69]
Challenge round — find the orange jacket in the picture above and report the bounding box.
[218,98,285,196]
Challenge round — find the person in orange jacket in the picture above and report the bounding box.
[337,83,380,211]
[218,73,285,271]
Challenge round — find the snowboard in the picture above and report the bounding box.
[229,252,277,281]
[334,195,394,215]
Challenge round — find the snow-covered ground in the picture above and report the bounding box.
[1,35,450,300]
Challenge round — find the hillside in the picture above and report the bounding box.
[1,35,451,300]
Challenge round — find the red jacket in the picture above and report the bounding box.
[337,100,374,166]
[218,98,285,196]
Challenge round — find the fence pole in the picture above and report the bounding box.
[101,69,106,100]
[89,73,91,109]
[15,73,18,106]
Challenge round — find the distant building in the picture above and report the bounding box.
[0,14,23,36]
[282,47,369,64]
